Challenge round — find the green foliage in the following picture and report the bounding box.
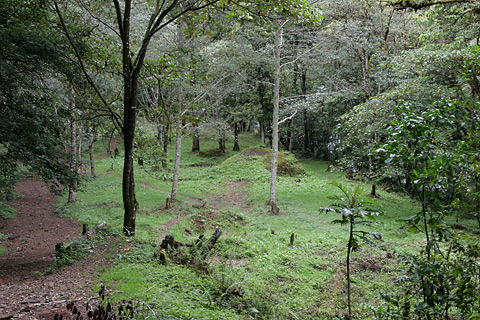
[0,232,7,257]
[371,99,480,319]
[61,134,427,319]
[370,242,480,319]
[376,100,479,255]
[0,0,78,195]
[0,202,17,219]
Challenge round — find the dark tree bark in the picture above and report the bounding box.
[287,118,293,151]
[87,125,97,178]
[218,138,226,153]
[192,121,200,152]
[260,121,266,145]
[233,122,240,151]
[163,123,169,169]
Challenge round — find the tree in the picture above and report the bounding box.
[261,3,322,213]
[0,0,77,198]
[321,183,382,319]
[52,0,222,236]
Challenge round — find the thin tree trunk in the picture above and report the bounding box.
[288,118,293,151]
[162,123,169,169]
[269,24,282,214]
[122,102,138,236]
[346,220,353,319]
[171,119,182,201]
[171,14,185,201]
[233,122,240,151]
[68,110,78,203]
[192,121,200,152]
[88,125,96,178]
[77,122,83,168]
[303,108,309,153]
[260,121,265,145]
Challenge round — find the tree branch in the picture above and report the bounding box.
[51,0,124,131]
[391,0,478,11]
[278,109,299,125]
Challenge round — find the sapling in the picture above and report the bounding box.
[321,182,382,319]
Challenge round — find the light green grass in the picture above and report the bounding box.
[57,132,479,319]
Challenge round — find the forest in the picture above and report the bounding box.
[1,0,480,319]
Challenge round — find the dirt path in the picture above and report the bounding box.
[210,180,251,211]
[0,178,118,319]
[0,173,252,318]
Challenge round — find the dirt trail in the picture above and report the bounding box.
[0,178,117,319]
[0,178,80,282]
[0,173,252,318]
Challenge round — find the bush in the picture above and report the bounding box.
[264,152,306,176]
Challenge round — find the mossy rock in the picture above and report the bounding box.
[264,152,306,176]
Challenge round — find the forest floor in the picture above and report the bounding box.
[0,177,123,319]
[0,176,251,319]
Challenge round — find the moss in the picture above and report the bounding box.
[264,152,306,176]
[198,148,226,158]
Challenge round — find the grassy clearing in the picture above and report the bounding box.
[57,132,479,319]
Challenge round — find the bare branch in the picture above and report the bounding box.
[74,0,120,37]
[280,41,322,69]
[278,109,299,125]
[51,0,124,131]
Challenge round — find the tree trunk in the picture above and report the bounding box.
[77,122,83,168]
[218,138,226,153]
[233,122,240,151]
[192,121,200,152]
[87,125,96,178]
[346,220,353,319]
[269,24,282,214]
[303,108,309,153]
[122,98,138,236]
[260,121,265,145]
[288,118,293,151]
[68,111,78,203]
[163,123,169,169]
[171,118,182,201]
[171,9,186,202]
[469,73,480,100]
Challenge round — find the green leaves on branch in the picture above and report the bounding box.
[225,0,322,24]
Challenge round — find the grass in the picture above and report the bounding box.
[0,202,17,219]
[0,232,7,257]
[56,132,479,319]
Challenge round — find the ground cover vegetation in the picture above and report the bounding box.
[1,0,480,318]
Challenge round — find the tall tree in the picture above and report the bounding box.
[52,0,221,236]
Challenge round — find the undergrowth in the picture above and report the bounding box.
[54,132,480,319]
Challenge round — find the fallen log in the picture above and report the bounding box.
[158,228,222,263]
[56,221,107,256]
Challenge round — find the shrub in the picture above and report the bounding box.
[264,152,306,176]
